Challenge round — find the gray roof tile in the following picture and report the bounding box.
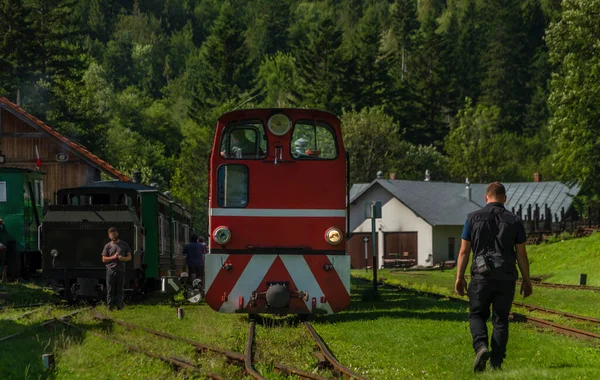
[350,180,580,226]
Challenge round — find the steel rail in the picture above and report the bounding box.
[0,302,48,310]
[92,310,328,380]
[510,313,600,340]
[516,279,600,292]
[245,320,266,380]
[55,315,222,379]
[0,307,90,343]
[373,278,600,326]
[512,302,600,325]
[377,281,600,341]
[304,322,369,380]
[6,309,40,321]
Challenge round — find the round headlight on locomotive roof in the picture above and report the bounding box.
[268,113,291,136]
[325,227,343,245]
[50,249,59,257]
[213,226,232,245]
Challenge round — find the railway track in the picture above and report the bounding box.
[55,315,216,378]
[375,281,600,341]
[5,308,42,321]
[518,280,600,292]
[0,307,87,343]
[512,302,600,325]
[304,321,368,380]
[91,310,345,379]
[0,302,48,310]
[3,303,369,378]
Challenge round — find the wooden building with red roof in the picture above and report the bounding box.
[0,97,129,203]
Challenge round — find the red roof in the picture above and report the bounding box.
[0,97,130,182]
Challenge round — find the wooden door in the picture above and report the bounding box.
[384,232,418,262]
[347,233,378,269]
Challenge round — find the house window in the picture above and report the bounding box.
[448,237,455,260]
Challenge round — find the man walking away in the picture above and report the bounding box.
[455,182,533,372]
[184,234,205,289]
[101,227,132,310]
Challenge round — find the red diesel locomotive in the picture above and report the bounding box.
[204,109,350,315]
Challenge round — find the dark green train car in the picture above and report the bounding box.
[41,180,192,300]
[0,168,45,280]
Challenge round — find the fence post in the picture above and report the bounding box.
[579,274,587,286]
[42,354,55,370]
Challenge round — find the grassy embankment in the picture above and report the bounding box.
[353,233,600,317]
[527,232,600,286]
[2,280,600,379]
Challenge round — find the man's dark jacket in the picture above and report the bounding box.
[467,202,523,281]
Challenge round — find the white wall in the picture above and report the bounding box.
[432,225,463,263]
[350,184,433,266]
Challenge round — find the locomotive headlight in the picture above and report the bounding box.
[325,228,343,245]
[50,249,59,257]
[213,226,232,245]
[268,113,291,136]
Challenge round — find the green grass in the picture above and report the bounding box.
[527,232,600,286]
[2,280,600,379]
[353,269,600,319]
[313,281,600,380]
[0,281,57,307]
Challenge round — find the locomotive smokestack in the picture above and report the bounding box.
[465,178,471,201]
[132,171,142,184]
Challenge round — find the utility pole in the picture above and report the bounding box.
[363,236,369,272]
[366,201,382,293]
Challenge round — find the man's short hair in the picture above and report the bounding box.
[108,227,118,233]
[486,182,506,198]
[198,237,205,243]
[190,234,198,242]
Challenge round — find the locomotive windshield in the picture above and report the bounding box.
[291,121,337,159]
[220,121,267,159]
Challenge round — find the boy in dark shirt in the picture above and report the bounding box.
[101,227,132,310]
[184,235,205,289]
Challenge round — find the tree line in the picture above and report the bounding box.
[1,0,598,228]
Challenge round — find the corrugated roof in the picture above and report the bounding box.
[350,180,580,226]
[79,180,155,191]
[494,182,580,220]
[0,97,129,182]
[58,180,155,192]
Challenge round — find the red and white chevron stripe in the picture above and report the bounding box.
[205,254,350,314]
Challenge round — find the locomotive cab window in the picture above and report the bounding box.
[291,121,337,159]
[217,165,249,208]
[220,121,267,159]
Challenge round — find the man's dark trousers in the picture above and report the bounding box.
[106,268,125,308]
[468,279,516,366]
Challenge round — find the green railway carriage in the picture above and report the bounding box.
[41,179,192,300]
[0,168,45,280]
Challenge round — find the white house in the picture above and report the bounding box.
[347,176,580,269]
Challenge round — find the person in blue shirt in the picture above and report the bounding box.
[184,234,205,288]
[455,182,532,372]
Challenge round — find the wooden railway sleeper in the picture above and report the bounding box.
[93,309,327,380]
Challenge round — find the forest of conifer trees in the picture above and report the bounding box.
[1,0,599,227]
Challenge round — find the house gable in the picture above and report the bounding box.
[0,97,129,182]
